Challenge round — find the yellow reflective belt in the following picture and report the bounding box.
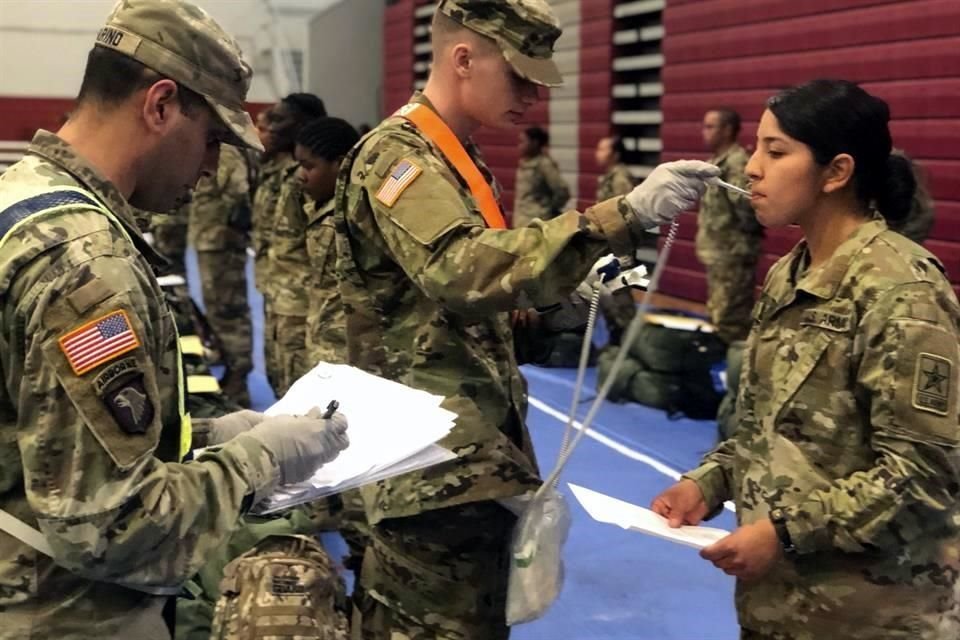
[173,320,193,460]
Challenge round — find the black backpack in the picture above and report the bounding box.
[597,316,727,420]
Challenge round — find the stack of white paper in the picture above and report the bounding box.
[253,363,457,514]
[568,483,729,550]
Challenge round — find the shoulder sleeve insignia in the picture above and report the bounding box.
[912,352,952,416]
[375,159,423,208]
[58,309,141,375]
[104,375,154,435]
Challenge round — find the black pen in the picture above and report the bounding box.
[322,399,339,419]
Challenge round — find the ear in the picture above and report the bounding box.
[451,42,473,79]
[822,153,855,194]
[141,78,179,133]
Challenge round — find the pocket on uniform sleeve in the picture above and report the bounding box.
[368,155,478,247]
[891,321,959,444]
[40,308,162,470]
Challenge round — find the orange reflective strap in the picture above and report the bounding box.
[398,103,507,230]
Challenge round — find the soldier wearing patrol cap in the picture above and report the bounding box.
[334,1,720,638]
[0,2,349,638]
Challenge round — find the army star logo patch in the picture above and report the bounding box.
[59,310,140,375]
[376,159,422,207]
[913,353,951,416]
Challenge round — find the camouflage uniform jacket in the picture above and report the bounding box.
[251,152,296,291]
[188,143,250,252]
[305,197,346,365]
[512,153,570,228]
[695,144,762,261]
[334,95,635,524]
[267,169,311,317]
[685,217,960,639]
[0,131,279,638]
[596,163,634,201]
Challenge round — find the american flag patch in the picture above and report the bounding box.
[375,159,422,207]
[58,310,140,375]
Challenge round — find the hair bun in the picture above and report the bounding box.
[875,153,916,224]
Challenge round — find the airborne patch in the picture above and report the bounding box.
[913,352,952,416]
[93,357,154,435]
[104,374,154,434]
[375,159,422,207]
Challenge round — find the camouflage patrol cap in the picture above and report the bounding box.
[94,0,263,152]
[438,0,563,88]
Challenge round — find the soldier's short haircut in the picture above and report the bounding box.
[712,108,742,137]
[430,11,499,60]
[296,117,360,162]
[76,45,205,114]
[280,93,327,122]
[525,126,549,148]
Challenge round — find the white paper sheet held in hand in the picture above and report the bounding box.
[568,484,729,550]
[254,362,458,514]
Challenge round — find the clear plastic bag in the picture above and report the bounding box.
[505,486,572,626]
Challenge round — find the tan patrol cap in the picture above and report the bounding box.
[438,0,564,88]
[94,0,263,152]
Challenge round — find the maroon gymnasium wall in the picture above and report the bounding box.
[658,0,960,301]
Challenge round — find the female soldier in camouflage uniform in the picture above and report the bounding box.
[653,80,960,639]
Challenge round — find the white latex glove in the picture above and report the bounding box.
[624,160,721,232]
[207,409,265,445]
[239,408,350,486]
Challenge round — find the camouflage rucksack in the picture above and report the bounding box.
[210,534,349,640]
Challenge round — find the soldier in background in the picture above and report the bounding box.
[334,0,718,636]
[188,143,254,406]
[594,134,637,345]
[512,125,569,227]
[292,115,371,603]
[296,117,361,367]
[262,93,326,395]
[696,108,763,345]
[150,205,189,275]
[251,105,284,295]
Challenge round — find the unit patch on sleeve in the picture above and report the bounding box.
[375,159,422,207]
[912,352,952,416]
[58,310,141,375]
[92,357,154,435]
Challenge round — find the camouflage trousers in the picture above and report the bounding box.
[267,312,310,397]
[704,255,759,345]
[253,248,268,293]
[152,220,189,275]
[599,289,637,346]
[352,502,514,640]
[197,249,252,404]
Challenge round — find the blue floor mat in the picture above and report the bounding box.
[514,366,738,640]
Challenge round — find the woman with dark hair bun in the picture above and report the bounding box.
[653,79,960,639]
